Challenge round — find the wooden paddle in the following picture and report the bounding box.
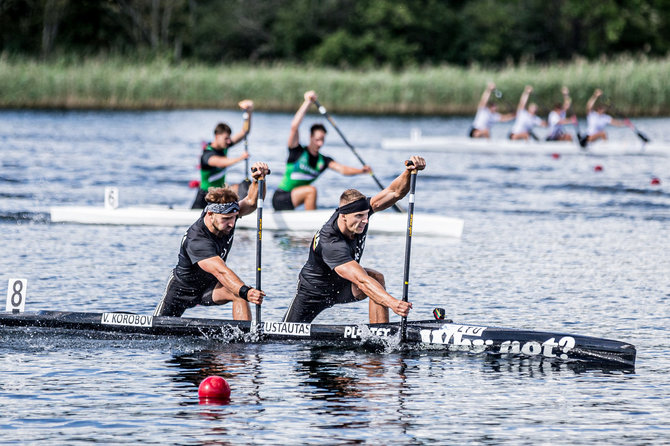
[400,160,418,343]
[313,99,404,213]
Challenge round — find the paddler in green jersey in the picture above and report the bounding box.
[191,100,253,209]
[272,90,371,211]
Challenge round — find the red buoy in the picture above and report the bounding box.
[551,153,560,159]
[198,376,231,402]
[189,180,201,189]
[651,177,661,185]
[594,165,603,172]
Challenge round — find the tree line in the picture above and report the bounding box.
[1,0,669,67]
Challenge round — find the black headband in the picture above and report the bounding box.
[337,197,369,215]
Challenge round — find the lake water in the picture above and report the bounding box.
[1,109,669,444]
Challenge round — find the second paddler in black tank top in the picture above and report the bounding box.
[271,90,372,211]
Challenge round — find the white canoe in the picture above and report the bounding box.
[49,205,464,238]
[381,134,669,156]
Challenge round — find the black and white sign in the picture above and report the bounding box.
[6,278,27,313]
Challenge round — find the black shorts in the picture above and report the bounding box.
[546,129,565,141]
[272,188,294,211]
[468,126,476,137]
[153,272,216,317]
[191,188,208,209]
[282,277,360,323]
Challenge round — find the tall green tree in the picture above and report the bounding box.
[1,0,669,66]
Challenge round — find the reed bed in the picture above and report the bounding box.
[1,55,668,116]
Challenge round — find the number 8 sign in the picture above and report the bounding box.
[6,279,27,313]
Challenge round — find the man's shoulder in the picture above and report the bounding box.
[288,144,306,152]
[204,145,226,155]
[286,144,306,162]
[186,216,209,238]
[318,216,345,242]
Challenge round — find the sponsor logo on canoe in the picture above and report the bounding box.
[420,324,487,344]
[497,336,577,360]
[420,324,577,359]
[101,313,153,327]
[263,321,311,336]
[343,325,392,339]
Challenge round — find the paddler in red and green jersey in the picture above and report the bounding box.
[271,90,371,211]
[191,100,253,209]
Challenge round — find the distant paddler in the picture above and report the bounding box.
[282,156,426,324]
[546,86,576,142]
[191,99,254,209]
[509,85,547,140]
[271,90,371,211]
[155,162,270,319]
[469,82,515,139]
[585,89,627,143]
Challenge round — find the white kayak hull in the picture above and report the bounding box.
[50,206,464,238]
[381,135,669,156]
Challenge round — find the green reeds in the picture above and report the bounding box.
[0,54,667,116]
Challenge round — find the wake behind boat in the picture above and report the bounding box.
[0,309,636,367]
[49,188,464,238]
[381,132,668,157]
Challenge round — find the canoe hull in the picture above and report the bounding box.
[49,206,464,238]
[381,135,668,156]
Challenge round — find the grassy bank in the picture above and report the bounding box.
[1,55,668,116]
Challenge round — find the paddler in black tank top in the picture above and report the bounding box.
[155,161,270,319]
[283,156,426,324]
[272,90,372,211]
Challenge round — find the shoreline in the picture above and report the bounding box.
[1,56,668,117]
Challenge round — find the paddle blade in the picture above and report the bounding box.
[577,133,588,148]
[625,118,650,143]
[636,129,650,143]
[237,179,251,199]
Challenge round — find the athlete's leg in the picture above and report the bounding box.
[283,278,327,323]
[588,131,607,142]
[154,272,205,317]
[471,128,490,138]
[291,185,317,210]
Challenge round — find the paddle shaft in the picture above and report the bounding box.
[565,102,588,148]
[255,176,264,330]
[400,167,418,343]
[242,111,250,181]
[313,99,404,213]
[602,98,650,143]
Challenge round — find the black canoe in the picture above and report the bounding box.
[0,310,635,367]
